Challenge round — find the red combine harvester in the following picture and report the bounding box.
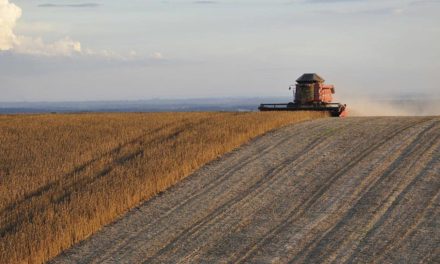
[259,73,347,117]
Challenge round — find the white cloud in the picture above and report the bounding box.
[151,52,164,60]
[14,36,81,56]
[1,0,158,59]
[0,0,82,56]
[0,0,21,50]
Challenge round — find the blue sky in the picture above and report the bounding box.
[1,0,439,101]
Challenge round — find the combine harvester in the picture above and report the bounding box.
[259,73,347,117]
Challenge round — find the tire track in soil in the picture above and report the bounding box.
[233,117,434,263]
[145,119,388,263]
[119,119,381,263]
[213,120,430,262]
[142,128,336,263]
[49,117,440,264]
[286,121,440,264]
[344,136,440,263]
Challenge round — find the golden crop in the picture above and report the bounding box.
[0,111,327,264]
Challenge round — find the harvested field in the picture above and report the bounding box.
[0,112,326,264]
[50,116,440,264]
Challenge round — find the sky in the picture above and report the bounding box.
[0,0,439,102]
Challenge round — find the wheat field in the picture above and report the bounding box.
[0,111,327,264]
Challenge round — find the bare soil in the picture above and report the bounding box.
[50,117,440,264]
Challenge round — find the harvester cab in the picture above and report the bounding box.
[259,73,347,117]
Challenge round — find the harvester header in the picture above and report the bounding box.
[259,73,347,117]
